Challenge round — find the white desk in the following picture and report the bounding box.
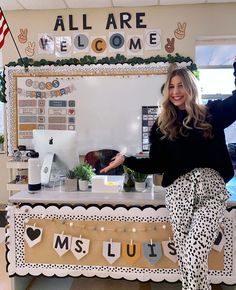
[8,186,166,206]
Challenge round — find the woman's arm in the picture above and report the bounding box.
[207,60,236,129]
[100,122,165,174]
[100,153,125,173]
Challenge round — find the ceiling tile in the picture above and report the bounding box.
[0,0,24,10]
[207,0,236,2]
[16,0,67,10]
[0,0,236,11]
[159,0,204,4]
[113,0,159,6]
[64,0,113,8]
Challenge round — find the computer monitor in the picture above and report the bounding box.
[32,129,78,186]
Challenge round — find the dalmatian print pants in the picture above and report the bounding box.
[165,168,230,290]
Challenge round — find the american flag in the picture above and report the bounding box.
[0,9,9,49]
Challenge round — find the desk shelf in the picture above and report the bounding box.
[7,160,28,196]
[7,180,28,191]
[7,161,28,169]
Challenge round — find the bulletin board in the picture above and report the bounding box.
[6,203,233,282]
[6,62,199,156]
[5,63,170,156]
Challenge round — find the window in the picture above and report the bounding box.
[199,68,234,97]
[196,43,236,67]
[196,43,236,144]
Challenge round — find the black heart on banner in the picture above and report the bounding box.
[26,227,41,241]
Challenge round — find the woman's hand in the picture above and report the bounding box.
[100,153,125,174]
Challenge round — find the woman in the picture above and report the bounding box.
[101,62,236,290]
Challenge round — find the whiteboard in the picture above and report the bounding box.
[77,75,166,154]
[12,72,166,156]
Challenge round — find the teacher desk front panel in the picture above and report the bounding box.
[5,189,236,284]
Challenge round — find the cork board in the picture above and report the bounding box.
[7,204,233,280]
[24,218,224,270]
[25,219,177,268]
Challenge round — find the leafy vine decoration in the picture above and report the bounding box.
[0,53,198,103]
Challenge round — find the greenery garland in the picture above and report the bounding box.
[0,53,198,103]
[0,72,6,103]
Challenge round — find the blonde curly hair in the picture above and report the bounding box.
[158,67,213,140]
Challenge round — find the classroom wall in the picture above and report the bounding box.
[1,5,236,290]
[2,3,236,64]
[1,3,236,205]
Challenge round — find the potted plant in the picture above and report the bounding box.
[64,170,78,192]
[123,165,135,192]
[0,134,4,152]
[73,163,95,191]
[132,170,148,192]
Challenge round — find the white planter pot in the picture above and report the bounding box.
[79,179,89,191]
[64,178,78,192]
[135,181,146,192]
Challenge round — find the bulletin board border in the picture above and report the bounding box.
[5,203,235,284]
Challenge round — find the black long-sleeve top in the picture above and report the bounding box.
[124,64,236,187]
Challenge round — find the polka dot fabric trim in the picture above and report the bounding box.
[8,204,234,282]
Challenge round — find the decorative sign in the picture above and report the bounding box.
[144,29,161,51]
[174,22,187,40]
[71,236,90,260]
[16,76,76,145]
[165,37,175,53]
[6,204,233,283]
[38,30,162,56]
[143,241,162,265]
[18,28,28,44]
[122,241,141,265]
[212,228,225,252]
[53,13,147,31]
[103,240,121,264]
[73,32,90,53]
[25,41,36,57]
[44,12,162,56]
[53,233,72,256]
[162,240,178,263]
[55,36,72,58]
[24,224,43,248]
[38,33,55,54]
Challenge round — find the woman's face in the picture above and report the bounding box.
[168,75,187,110]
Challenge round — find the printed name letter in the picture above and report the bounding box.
[53,233,72,256]
[143,242,162,264]
[71,237,90,260]
[103,241,121,264]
